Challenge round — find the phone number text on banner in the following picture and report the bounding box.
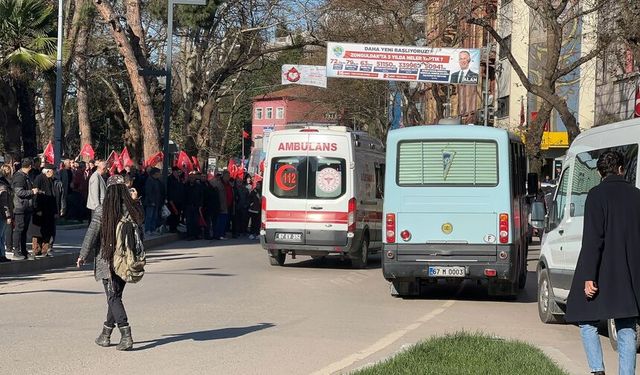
[326,42,481,85]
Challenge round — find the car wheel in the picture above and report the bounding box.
[537,268,563,324]
[351,234,369,269]
[607,319,640,352]
[268,251,286,266]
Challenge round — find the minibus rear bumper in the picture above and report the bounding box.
[382,243,516,282]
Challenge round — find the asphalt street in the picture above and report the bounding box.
[0,239,621,375]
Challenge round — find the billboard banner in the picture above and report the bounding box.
[326,42,481,85]
[281,64,327,88]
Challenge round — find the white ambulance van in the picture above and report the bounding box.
[260,125,385,268]
[535,118,640,349]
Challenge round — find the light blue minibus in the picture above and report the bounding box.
[382,125,531,297]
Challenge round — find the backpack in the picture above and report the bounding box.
[112,214,146,283]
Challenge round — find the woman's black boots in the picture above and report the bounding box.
[95,325,114,347]
[116,325,133,351]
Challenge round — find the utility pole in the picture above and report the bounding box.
[54,0,64,164]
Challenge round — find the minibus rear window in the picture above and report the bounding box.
[270,157,346,199]
[397,140,498,186]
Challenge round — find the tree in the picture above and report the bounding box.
[464,0,616,172]
[0,0,56,159]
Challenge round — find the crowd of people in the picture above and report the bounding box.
[0,156,263,262]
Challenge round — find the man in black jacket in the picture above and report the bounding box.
[11,158,40,260]
[166,167,184,233]
[565,151,640,375]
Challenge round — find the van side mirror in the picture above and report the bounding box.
[530,202,545,229]
[527,173,539,195]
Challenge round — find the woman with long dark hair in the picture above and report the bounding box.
[76,174,143,351]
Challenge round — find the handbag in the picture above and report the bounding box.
[160,204,171,219]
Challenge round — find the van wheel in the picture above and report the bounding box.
[607,319,640,352]
[269,251,286,266]
[537,268,563,324]
[351,234,369,269]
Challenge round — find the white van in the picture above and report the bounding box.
[536,118,640,348]
[260,125,385,268]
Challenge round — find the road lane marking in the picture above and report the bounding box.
[310,299,457,375]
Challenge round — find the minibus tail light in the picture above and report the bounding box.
[386,214,396,243]
[499,213,509,244]
[348,198,356,233]
[261,196,267,230]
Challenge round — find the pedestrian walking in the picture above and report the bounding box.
[76,174,143,351]
[565,151,640,375]
[0,163,14,262]
[166,167,184,233]
[30,164,60,257]
[183,172,204,240]
[143,167,162,235]
[11,158,39,260]
[247,180,262,240]
[212,171,233,240]
[87,160,107,213]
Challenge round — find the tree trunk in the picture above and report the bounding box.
[75,15,92,154]
[13,78,38,157]
[525,102,553,175]
[93,0,160,160]
[40,72,56,145]
[0,78,22,160]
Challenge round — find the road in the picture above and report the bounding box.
[0,239,620,375]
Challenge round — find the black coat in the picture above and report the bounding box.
[565,175,640,323]
[29,174,57,239]
[11,170,34,214]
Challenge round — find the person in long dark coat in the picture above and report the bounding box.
[29,165,59,257]
[565,151,640,375]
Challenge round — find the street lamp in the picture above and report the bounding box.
[54,0,64,165]
[161,0,207,181]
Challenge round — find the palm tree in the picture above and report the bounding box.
[0,0,56,159]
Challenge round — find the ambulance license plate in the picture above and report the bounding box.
[275,232,302,242]
[428,266,465,278]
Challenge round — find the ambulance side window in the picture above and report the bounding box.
[375,163,385,199]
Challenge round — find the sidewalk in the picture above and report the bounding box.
[0,227,180,277]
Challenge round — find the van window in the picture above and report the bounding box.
[270,156,346,199]
[552,168,570,224]
[309,157,346,199]
[569,144,638,217]
[270,157,307,199]
[397,140,498,186]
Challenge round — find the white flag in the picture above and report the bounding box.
[281,65,327,88]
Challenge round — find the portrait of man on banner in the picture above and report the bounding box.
[450,50,479,84]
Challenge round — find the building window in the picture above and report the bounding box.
[496,96,510,118]
[255,108,263,120]
[276,107,284,119]
[499,35,511,60]
[266,107,273,119]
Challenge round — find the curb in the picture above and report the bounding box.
[0,233,181,277]
[57,224,89,231]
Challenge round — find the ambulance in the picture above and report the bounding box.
[260,125,386,268]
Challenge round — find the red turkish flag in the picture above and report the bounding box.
[120,147,133,168]
[43,141,54,164]
[79,144,95,160]
[144,152,164,169]
[106,151,121,174]
[176,151,193,172]
[191,156,201,172]
[242,130,250,139]
[634,85,640,118]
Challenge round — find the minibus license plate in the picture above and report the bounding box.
[276,233,302,242]
[428,266,465,277]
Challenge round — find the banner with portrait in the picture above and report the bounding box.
[326,42,481,85]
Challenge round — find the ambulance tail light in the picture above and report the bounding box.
[499,213,509,244]
[261,196,267,230]
[386,214,396,243]
[348,198,356,233]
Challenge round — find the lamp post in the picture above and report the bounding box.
[54,0,64,165]
[161,0,206,181]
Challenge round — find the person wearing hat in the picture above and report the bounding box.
[76,174,143,351]
[29,164,64,257]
